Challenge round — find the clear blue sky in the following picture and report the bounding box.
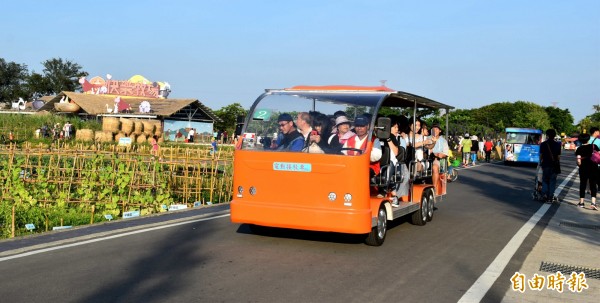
[2,0,599,123]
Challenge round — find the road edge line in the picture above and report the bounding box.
[457,167,578,303]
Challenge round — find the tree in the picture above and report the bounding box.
[25,72,53,99]
[213,103,248,135]
[545,106,575,135]
[578,117,593,134]
[0,58,29,103]
[448,108,475,136]
[41,58,88,94]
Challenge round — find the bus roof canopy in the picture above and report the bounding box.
[265,85,454,110]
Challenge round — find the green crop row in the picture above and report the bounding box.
[0,149,233,238]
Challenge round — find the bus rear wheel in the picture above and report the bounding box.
[411,190,428,226]
[365,205,387,246]
[425,188,434,222]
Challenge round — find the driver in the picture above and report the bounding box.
[270,113,304,151]
[343,115,382,179]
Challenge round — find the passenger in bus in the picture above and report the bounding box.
[385,115,409,205]
[421,120,432,170]
[343,115,382,180]
[308,112,333,153]
[407,118,426,171]
[429,124,450,194]
[328,111,347,134]
[326,116,355,153]
[296,112,313,149]
[333,110,347,119]
[269,113,304,151]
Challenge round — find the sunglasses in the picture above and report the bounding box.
[278,122,289,127]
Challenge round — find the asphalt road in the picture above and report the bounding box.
[0,154,577,303]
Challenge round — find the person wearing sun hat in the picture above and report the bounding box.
[324,115,355,153]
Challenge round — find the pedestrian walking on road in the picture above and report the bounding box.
[458,133,472,167]
[576,133,598,210]
[470,135,479,165]
[484,138,493,162]
[539,129,561,203]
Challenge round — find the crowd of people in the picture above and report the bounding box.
[530,126,599,210]
[260,111,452,206]
[457,134,500,167]
[240,109,600,212]
[35,121,74,140]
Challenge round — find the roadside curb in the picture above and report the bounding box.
[0,205,230,258]
[502,172,600,302]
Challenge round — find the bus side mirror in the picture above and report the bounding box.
[376,117,391,140]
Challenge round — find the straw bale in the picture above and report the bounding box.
[136,133,147,144]
[114,132,126,142]
[76,129,94,142]
[95,130,114,143]
[142,121,155,136]
[102,117,120,134]
[152,120,163,136]
[120,118,134,135]
[133,119,144,135]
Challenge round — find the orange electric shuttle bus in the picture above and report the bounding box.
[230,85,454,246]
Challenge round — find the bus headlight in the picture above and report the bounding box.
[344,194,352,202]
[237,186,244,194]
[328,192,337,201]
[249,186,256,195]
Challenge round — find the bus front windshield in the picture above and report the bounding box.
[240,92,381,152]
[506,132,541,144]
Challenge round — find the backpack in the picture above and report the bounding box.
[397,146,407,163]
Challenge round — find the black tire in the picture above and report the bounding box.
[425,188,434,222]
[365,205,387,246]
[411,190,428,226]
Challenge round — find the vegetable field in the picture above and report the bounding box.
[0,142,234,238]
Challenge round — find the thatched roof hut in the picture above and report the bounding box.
[38,91,222,123]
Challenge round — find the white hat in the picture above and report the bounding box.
[335,116,352,127]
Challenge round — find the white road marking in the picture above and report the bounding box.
[458,167,578,303]
[0,213,230,262]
